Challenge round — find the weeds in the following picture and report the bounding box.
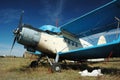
[0,57,120,80]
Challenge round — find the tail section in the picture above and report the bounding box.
[97,35,106,45]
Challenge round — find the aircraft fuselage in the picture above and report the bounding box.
[17,25,83,56]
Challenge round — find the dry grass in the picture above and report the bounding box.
[0,57,120,80]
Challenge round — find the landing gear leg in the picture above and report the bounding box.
[46,54,61,72]
[52,54,61,72]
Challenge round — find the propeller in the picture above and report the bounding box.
[10,11,24,54]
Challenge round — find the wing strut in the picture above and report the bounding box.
[115,17,120,39]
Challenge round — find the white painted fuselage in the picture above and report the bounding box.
[36,32,93,55]
[37,32,80,54]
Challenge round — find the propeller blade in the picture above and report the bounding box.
[10,36,17,54]
[18,11,24,30]
[115,17,120,39]
[10,11,24,54]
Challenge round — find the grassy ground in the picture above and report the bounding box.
[0,57,120,80]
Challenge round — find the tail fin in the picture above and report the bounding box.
[97,35,106,45]
[80,39,93,48]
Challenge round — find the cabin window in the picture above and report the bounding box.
[64,38,68,43]
[64,39,67,42]
[68,40,70,44]
[64,37,78,47]
[72,42,74,46]
[69,41,72,44]
[76,44,78,47]
[75,43,78,47]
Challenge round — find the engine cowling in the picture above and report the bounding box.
[17,25,40,48]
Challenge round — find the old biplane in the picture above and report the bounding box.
[10,0,120,72]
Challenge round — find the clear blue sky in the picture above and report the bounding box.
[0,0,111,56]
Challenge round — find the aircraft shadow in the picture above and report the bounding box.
[61,63,120,75]
[8,61,120,75]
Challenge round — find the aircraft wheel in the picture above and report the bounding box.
[51,63,61,72]
[30,61,38,68]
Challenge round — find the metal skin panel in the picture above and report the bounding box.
[37,32,82,55]
[17,27,40,47]
[16,25,83,57]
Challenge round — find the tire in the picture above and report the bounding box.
[30,61,38,68]
[51,63,61,72]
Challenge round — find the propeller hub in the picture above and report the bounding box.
[13,28,19,34]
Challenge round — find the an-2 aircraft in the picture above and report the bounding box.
[10,0,120,72]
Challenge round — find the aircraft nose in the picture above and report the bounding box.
[17,26,40,47]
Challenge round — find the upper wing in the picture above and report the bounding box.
[60,0,120,38]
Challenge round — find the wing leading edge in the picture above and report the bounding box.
[60,0,120,38]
